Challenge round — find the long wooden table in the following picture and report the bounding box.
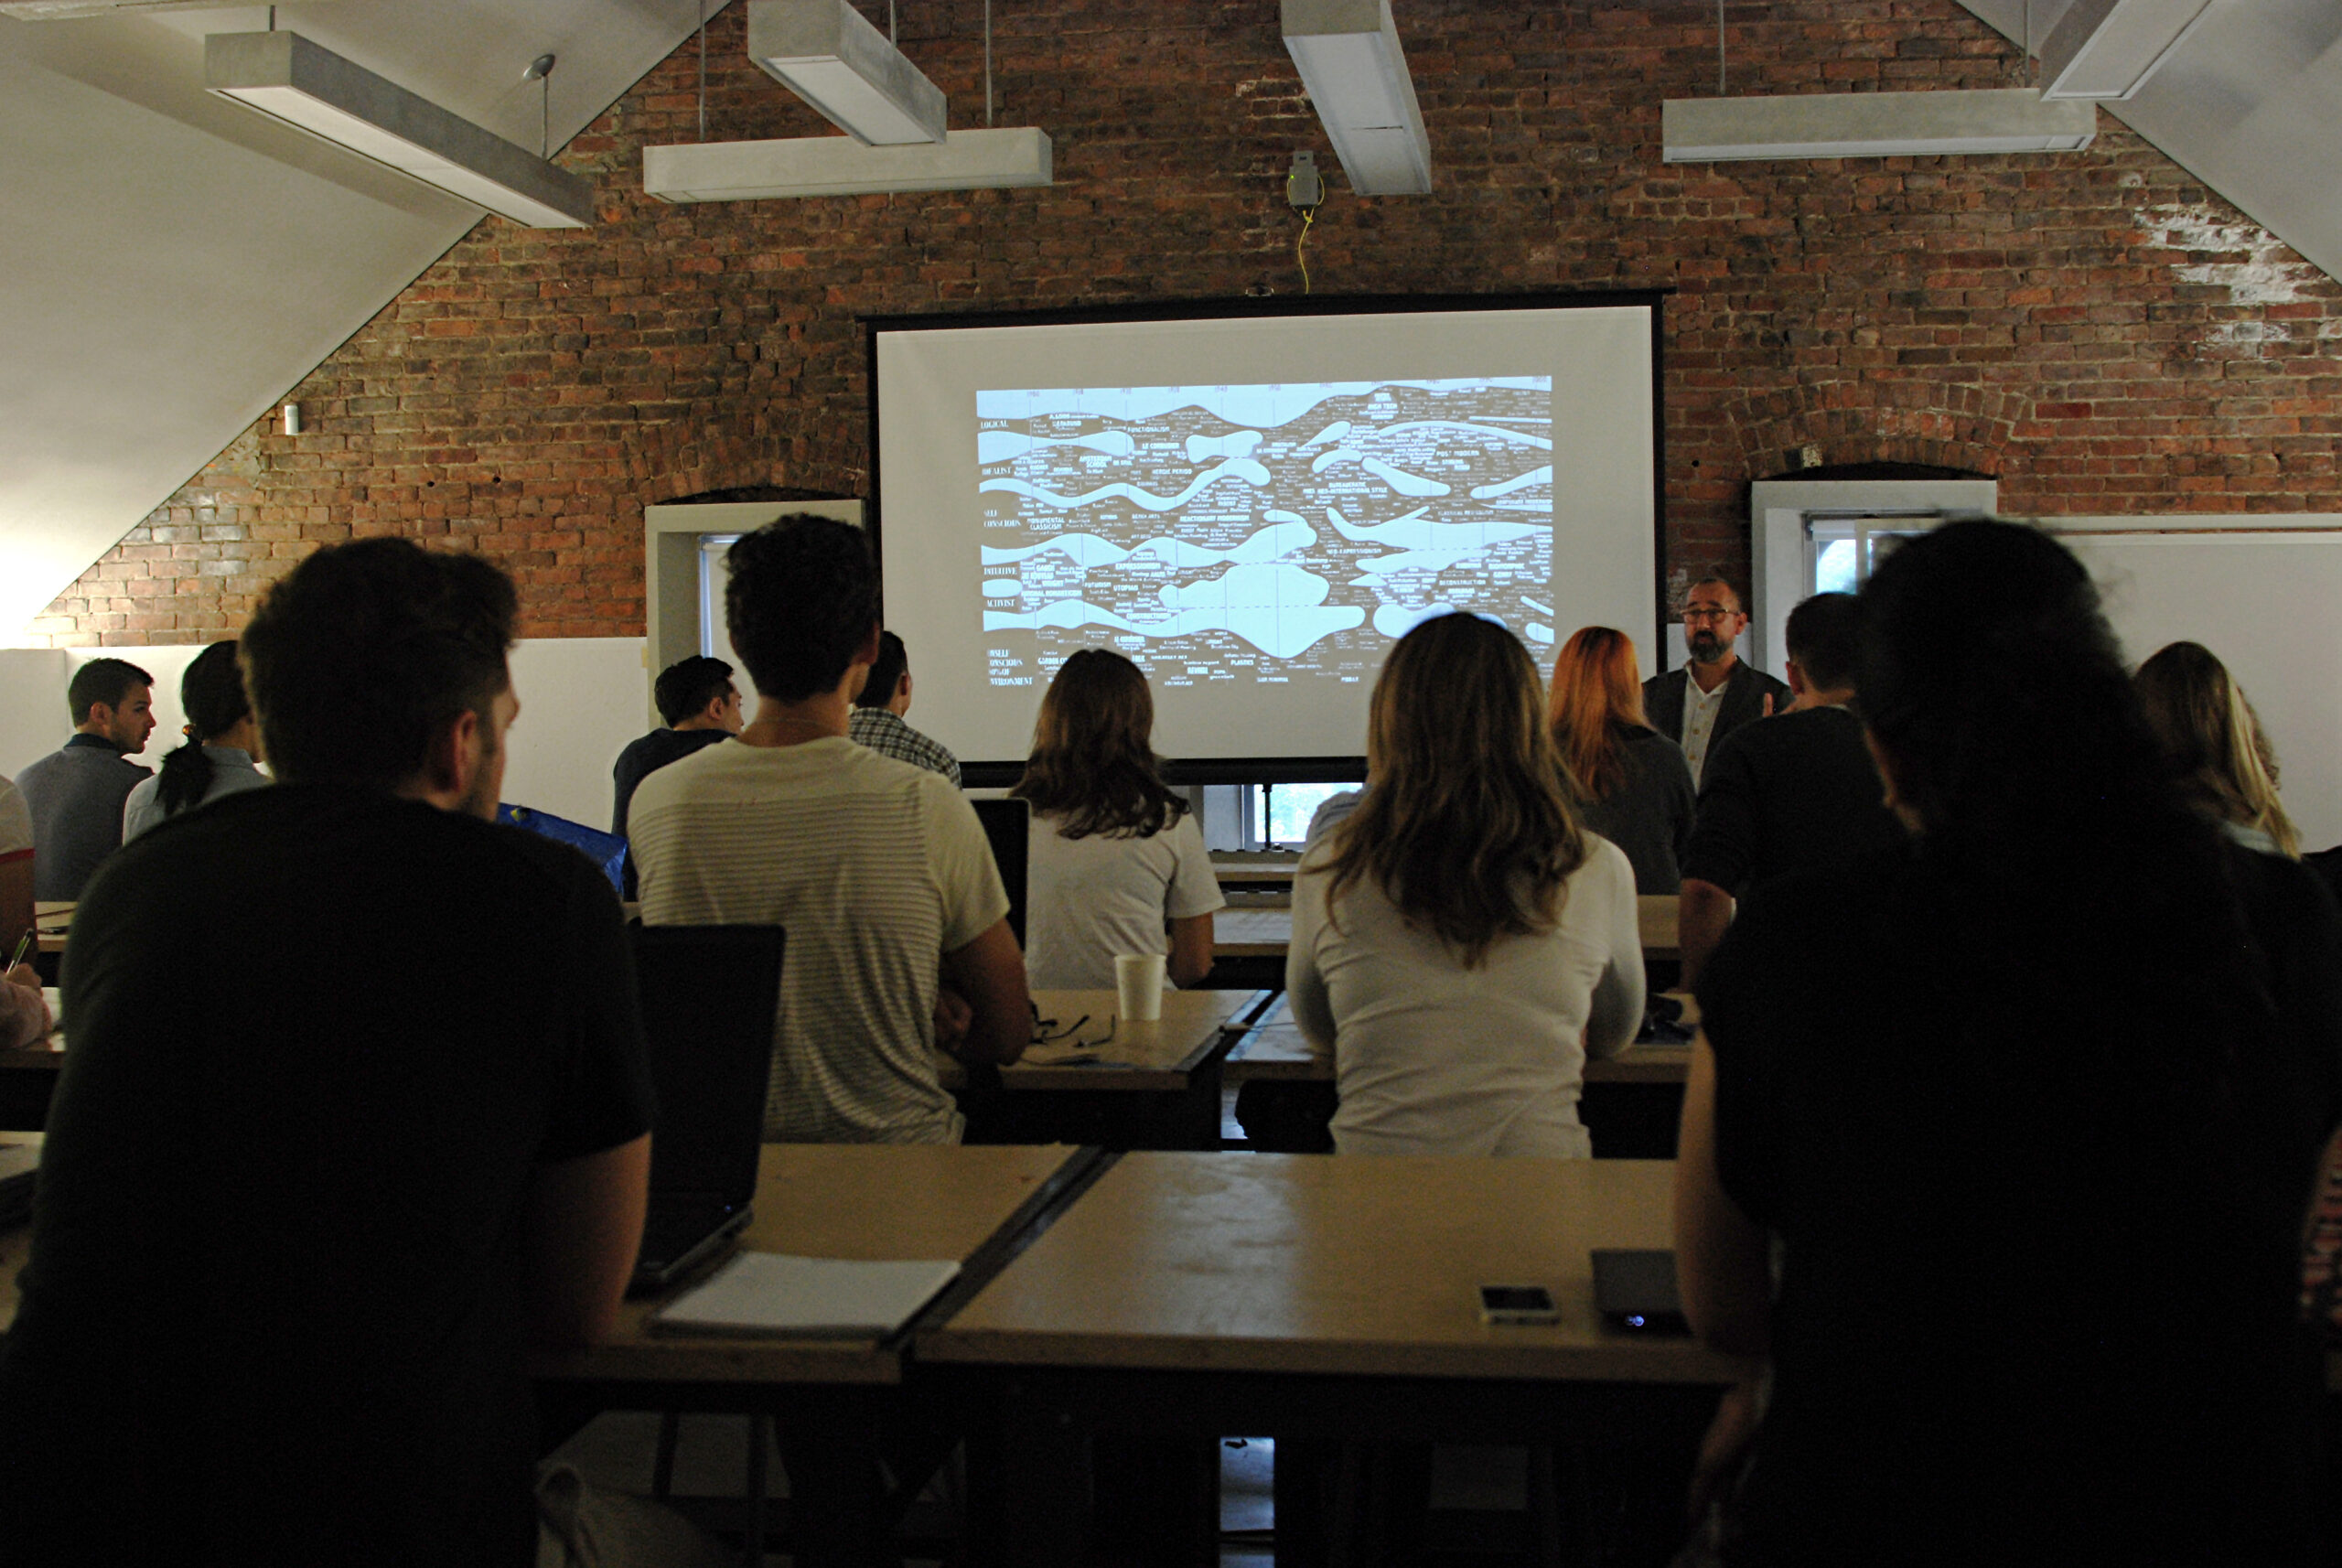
[920,1153,1748,1565]
[1225,993,1696,1088]
[966,987,1271,1151]
[1217,895,1683,964]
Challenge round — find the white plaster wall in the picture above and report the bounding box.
[0,637,649,832]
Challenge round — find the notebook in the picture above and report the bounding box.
[650,1251,962,1337]
[627,924,787,1294]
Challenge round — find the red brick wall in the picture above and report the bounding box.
[30,0,2342,645]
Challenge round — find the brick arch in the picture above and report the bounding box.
[1726,381,2029,481]
[625,419,865,508]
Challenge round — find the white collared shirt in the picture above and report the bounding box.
[1681,669,1733,786]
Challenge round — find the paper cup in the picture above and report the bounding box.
[1114,953,1166,1021]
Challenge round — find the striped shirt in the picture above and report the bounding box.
[847,707,962,787]
[628,736,1006,1144]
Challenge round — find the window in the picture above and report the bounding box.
[1806,514,1936,595]
[1259,782,1360,849]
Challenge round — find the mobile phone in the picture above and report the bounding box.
[1591,1248,1691,1334]
[1477,1284,1561,1325]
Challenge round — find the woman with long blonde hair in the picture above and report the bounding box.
[1011,649,1224,989]
[2133,640,2299,857]
[1548,626,1696,892]
[1286,613,1643,1157]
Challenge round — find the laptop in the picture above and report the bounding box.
[971,798,1031,948]
[627,923,786,1295]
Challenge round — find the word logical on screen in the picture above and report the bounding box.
[975,379,1555,693]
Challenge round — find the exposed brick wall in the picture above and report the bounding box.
[29,0,2342,645]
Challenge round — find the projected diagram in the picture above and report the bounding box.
[975,380,1552,691]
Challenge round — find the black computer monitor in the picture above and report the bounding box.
[971,798,1030,948]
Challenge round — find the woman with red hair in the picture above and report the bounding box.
[1548,627,1696,893]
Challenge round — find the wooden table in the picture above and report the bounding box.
[974,988,1273,1151]
[532,1143,1090,1390]
[920,1153,1748,1565]
[1011,987,1268,1092]
[1216,895,1683,964]
[1224,994,1694,1088]
[31,902,70,957]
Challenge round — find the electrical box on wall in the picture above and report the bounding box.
[1287,150,1322,209]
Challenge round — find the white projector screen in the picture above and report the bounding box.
[871,297,1663,775]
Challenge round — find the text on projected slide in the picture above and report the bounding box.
[975,380,1554,691]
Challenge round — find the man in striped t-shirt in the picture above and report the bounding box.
[629,516,1031,1144]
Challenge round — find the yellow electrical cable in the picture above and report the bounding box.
[1295,206,1317,295]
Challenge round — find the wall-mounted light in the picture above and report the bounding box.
[1663,89,2096,162]
[282,403,301,436]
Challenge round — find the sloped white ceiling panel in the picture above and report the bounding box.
[0,2,711,640]
[1955,0,2342,285]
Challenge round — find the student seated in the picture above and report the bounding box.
[1012,649,1224,990]
[1286,613,1643,1158]
[1547,626,1695,893]
[122,639,270,841]
[16,656,156,900]
[0,538,653,1563]
[2133,639,2300,857]
[611,654,741,897]
[1676,593,1903,985]
[0,772,32,965]
[629,515,1029,1143]
[848,630,962,785]
[1675,520,2342,1567]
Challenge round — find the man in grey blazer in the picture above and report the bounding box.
[1641,576,1790,787]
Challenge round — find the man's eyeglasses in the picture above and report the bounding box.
[1030,1003,1115,1047]
[1682,606,1737,622]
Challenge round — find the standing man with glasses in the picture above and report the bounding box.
[1641,576,1791,788]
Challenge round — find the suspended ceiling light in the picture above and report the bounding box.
[204,30,594,230]
[747,0,947,146]
[2036,0,2218,101]
[1663,89,2096,162]
[644,126,1049,202]
[1280,0,1431,197]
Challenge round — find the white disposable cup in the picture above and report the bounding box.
[1114,953,1166,1021]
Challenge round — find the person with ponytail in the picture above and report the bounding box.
[1547,626,1696,893]
[121,639,269,841]
[1287,613,1644,1158]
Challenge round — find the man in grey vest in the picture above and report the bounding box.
[1641,576,1790,789]
[17,657,156,900]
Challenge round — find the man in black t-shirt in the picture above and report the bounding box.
[611,654,741,897]
[0,540,654,1566]
[1678,593,1902,984]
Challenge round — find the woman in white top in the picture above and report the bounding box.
[123,640,270,842]
[1012,650,1225,990]
[1287,613,1644,1158]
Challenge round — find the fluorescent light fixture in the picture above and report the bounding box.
[644,127,1050,202]
[1280,0,1431,197]
[2,0,341,15]
[2036,0,2218,101]
[1663,89,2096,162]
[205,31,594,229]
[747,0,947,147]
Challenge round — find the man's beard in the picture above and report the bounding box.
[1687,629,1728,663]
[457,723,500,821]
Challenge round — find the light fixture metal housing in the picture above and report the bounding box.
[747,0,948,147]
[2036,0,2218,101]
[643,127,1050,202]
[1280,0,1432,197]
[205,30,594,229]
[1662,89,2096,163]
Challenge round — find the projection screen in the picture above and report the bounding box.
[869,294,1664,778]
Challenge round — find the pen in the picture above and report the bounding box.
[3,929,30,973]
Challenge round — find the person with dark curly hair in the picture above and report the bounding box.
[629,514,1030,1144]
